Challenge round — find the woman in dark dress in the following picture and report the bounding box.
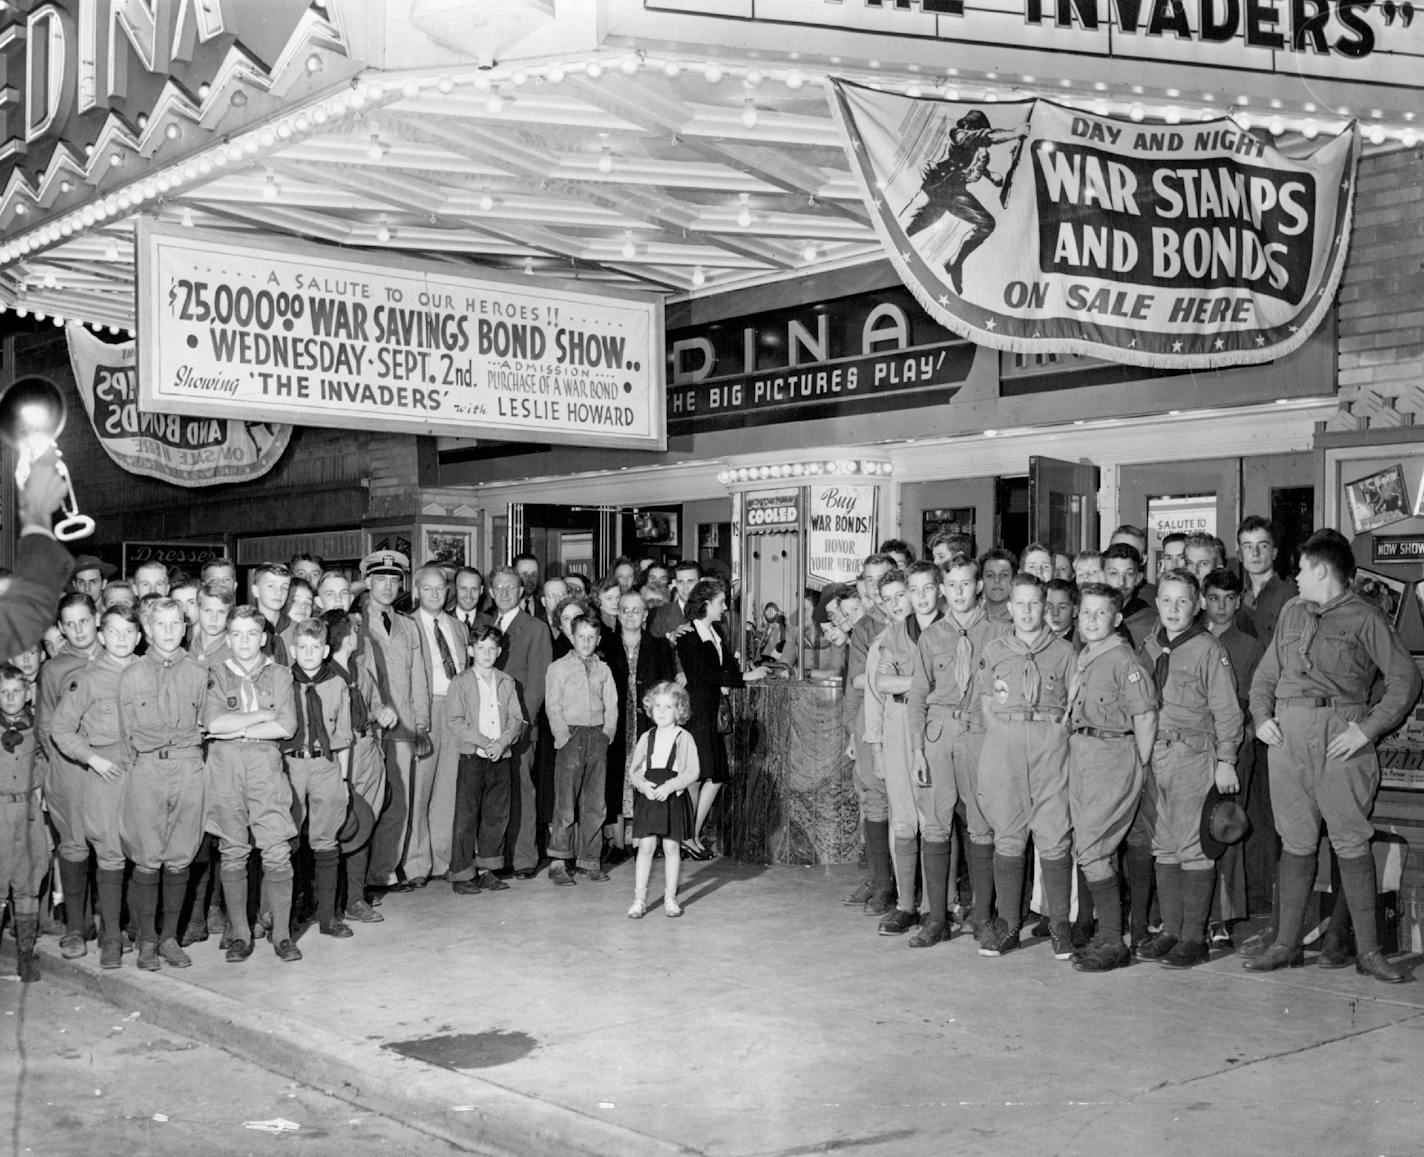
[599,589,676,857]
[674,579,767,857]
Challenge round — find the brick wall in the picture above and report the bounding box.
[1326,147,1424,432]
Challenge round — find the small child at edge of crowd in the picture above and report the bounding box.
[627,681,701,919]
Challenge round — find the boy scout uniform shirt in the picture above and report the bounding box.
[204,657,297,740]
[283,673,352,755]
[1249,592,1420,740]
[50,653,130,765]
[1215,625,1264,713]
[977,631,1076,717]
[908,609,1008,746]
[1141,630,1242,762]
[118,650,207,754]
[0,715,39,793]
[1068,637,1157,733]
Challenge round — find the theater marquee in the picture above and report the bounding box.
[137,221,666,450]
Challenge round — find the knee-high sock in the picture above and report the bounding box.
[921,840,951,926]
[313,849,340,927]
[1040,855,1073,924]
[1089,872,1123,941]
[160,868,188,941]
[95,868,125,947]
[1180,867,1215,945]
[221,870,250,944]
[865,820,893,897]
[1154,862,1183,940]
[1337,853,1381,956]
[1075,866,1096,926]
[892,836,920,913]
[268,875,293,943]
[1126,845,1155,939]
[58,859,88,936]
[968,842,996,928]
[1274,850,1317,951]
[343,846,370,908]
[992,852,1026,932]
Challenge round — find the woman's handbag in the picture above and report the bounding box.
[715,692,734,735]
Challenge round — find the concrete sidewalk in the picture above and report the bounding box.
[9,858,1424,1157]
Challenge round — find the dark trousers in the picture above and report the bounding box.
[547,726,608,871]
[450,753,512,880]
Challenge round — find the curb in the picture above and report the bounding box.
[10,941,698,1157]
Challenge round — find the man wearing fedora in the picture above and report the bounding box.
[1246,529,1421,983]
[70,554,115,605]
[359,551,432,894]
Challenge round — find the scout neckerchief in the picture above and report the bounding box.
[1152,616,1210,691]
[289,662,335,756]
[1,708,33,753]
[1066,635,1129,723]
[1296,591,1352,673]
[999,625,1058,706]
[223,655,272,714]
[907,608,942,645]
[948,606,986,698]
[331,659,370,736]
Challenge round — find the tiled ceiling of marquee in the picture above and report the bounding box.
[2,25,1416,333]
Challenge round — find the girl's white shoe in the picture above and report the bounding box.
[627,899,647,919]
[664,899,683,918]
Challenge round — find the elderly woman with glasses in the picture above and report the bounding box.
[599,590,676,859]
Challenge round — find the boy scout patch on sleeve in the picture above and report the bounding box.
[1127,671,1141,683]
[1221,656,1231,667]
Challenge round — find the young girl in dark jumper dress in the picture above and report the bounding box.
[627,681,701,918]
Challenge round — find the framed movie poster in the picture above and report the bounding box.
[1378,656,1424,792]
[1353,568,1408,629]
[423,526,473,568]
[1345,465,1411,534]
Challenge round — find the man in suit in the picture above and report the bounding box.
[1,451,75,661]
[408,565,469,883]
[513,553,542,617]
[452,567,493,642]
[540,575,569,635]
[650,559,700,639]
[490,564,553,878]
[361,551,433,892]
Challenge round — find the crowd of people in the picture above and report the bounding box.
[0,451,1416,987]
[820,521,1417,982]
[1,484,761,978]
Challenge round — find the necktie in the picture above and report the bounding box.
[382,611,393,635]
[433,621,457,680]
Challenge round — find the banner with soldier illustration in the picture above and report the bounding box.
[828,80,1359,369]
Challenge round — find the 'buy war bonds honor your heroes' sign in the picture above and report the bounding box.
[137,221,665,450]
[830,81,1359,369]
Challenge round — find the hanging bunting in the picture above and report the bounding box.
[828,80,1359,369]
[66,324,291,487]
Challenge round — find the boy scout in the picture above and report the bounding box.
[845,553,895,912]
[51,604,142,969]
[324,610,396,923]
[1064,585,1158,972]
[284,617,354,939]
[979,548,1017,624]
[1103,544,1156,647]
[0,664,47,981]
[863,569,922,938]
[117,598,208,970]
[1245,529,1420,983]
[204,605,299,963]
[1136,570,1242,970]
[36,592,101,958]
[1201,568,1265,945]
[908,554,1008,944]
[975,574,1076,958]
